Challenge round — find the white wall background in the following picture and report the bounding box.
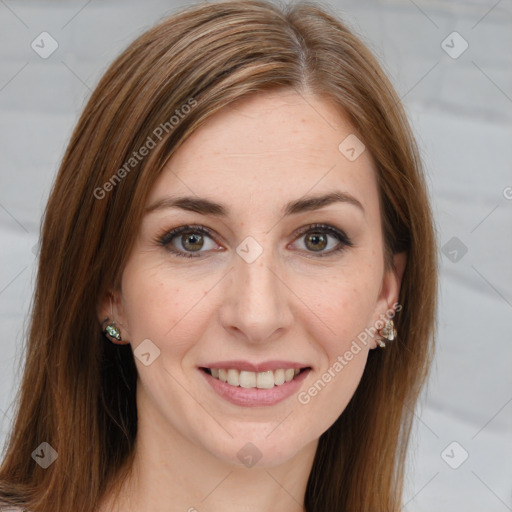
[0,1,511,510]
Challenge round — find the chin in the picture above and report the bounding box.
[203,429,313,470]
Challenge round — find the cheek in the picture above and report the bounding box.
[120,260,199,349]
[295,273,378,434]
[120,259,233,368]
[302,262,381,352]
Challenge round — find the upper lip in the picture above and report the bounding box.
[200,360,311,372]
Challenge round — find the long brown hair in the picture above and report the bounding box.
[0,1,437,510]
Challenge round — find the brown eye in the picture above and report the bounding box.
[304,232,328,252]
[158,225,218,258]
[292,223,353,257]
[180,232,205,252]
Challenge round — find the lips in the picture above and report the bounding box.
[198,359,312,407]
[199,364,311,407]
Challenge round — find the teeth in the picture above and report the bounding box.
[207,367,304,388]
[239,370,256,388]
[274,369,285,386]
[227,369,239,386]
[256,370,274,389]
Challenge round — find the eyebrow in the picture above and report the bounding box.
[145,191,365,217]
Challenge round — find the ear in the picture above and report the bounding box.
[369,251,407,349]
[96,289,131,345]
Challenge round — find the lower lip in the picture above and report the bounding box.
[199,368,311,407]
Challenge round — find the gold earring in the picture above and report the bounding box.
[376,319,397,348]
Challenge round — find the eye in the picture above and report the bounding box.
[157,225,220,258]
[290,223,353,257]
[156,223,353,259]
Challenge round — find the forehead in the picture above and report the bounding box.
[147,89,379,216]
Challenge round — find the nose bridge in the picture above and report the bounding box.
[220,233,293,341]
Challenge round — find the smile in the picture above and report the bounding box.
[201,367,309,389]
[200,366,311,407]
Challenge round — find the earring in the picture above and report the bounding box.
[103,319,122,343]
[102,296,122,343]
[376,319,397,348]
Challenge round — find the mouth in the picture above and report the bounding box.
[199,366,311,389]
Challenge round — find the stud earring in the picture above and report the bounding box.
[376,319,397,348]
[102,296,122,343]
[103,320,122,343]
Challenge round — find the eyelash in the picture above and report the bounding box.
[155,223,354,259]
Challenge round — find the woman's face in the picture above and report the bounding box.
[100,88,404,468]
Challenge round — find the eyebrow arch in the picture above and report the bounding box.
[145,191,365,217]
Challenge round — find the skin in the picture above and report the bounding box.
[97,88,406,512]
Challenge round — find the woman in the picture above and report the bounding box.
[0,0,437,510]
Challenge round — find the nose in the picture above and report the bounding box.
[218,242,295,344]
